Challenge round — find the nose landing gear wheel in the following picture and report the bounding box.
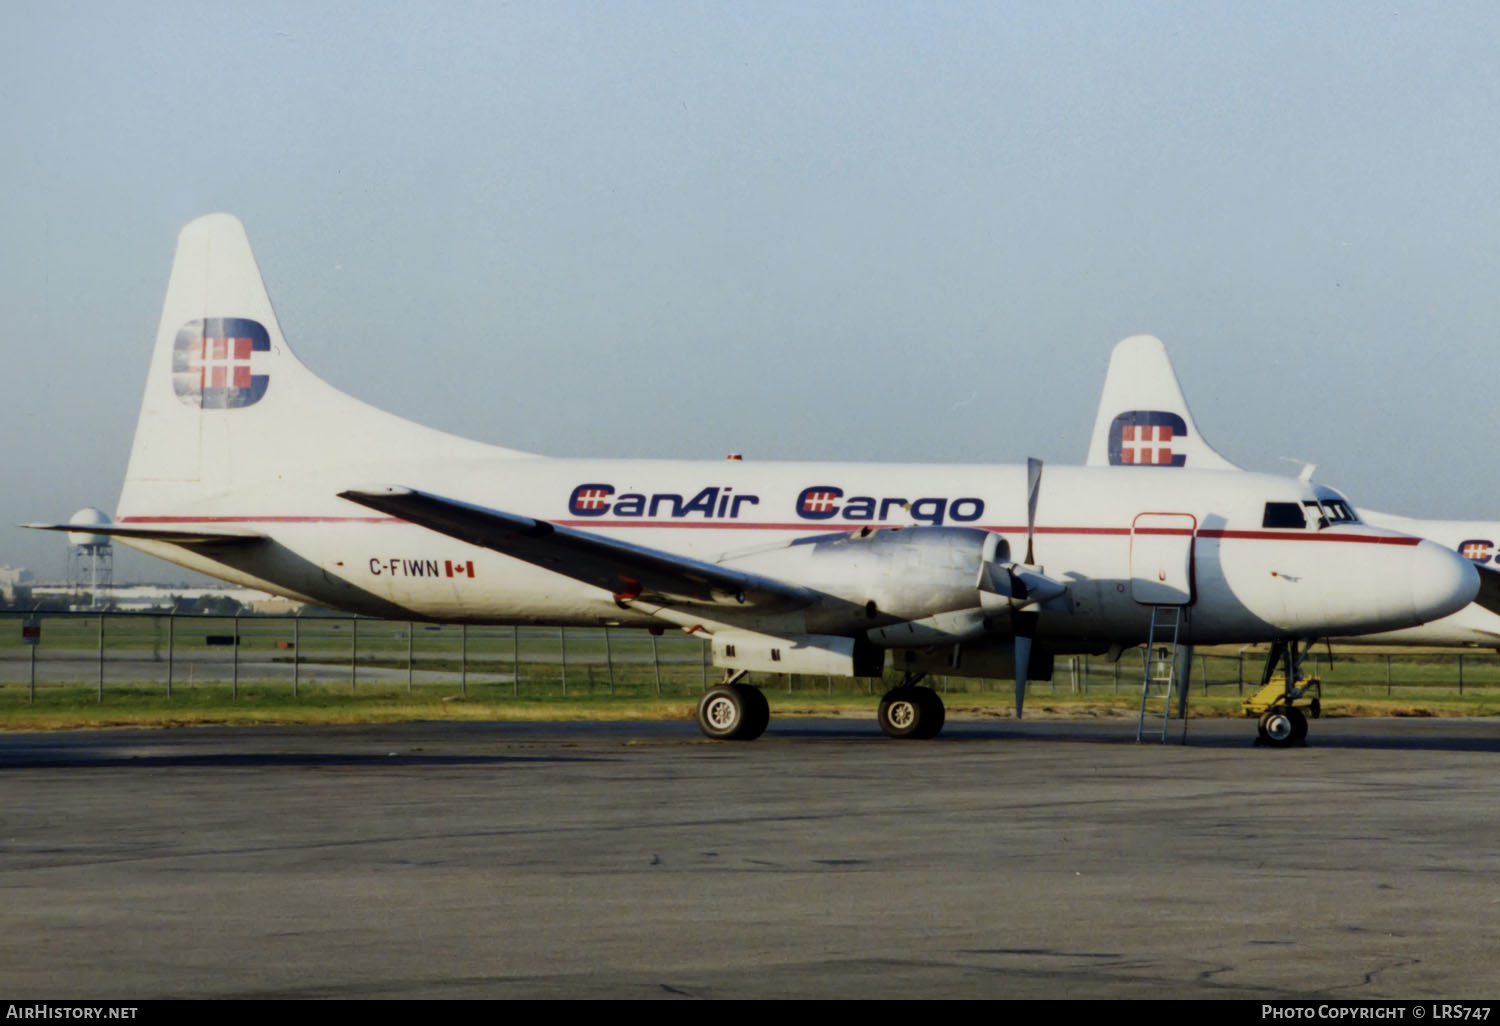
[1258,706,1307,747]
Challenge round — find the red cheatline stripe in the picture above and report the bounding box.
[1204,529,1419,544]
[116,515,1423,545]
[120,515,398,524]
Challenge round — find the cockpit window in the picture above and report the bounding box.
[1263,502,1307,529]
[1302,498,1360,528]
[1323,499,1359,524]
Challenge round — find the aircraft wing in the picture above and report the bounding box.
[22,522,265,544]
[338,486,816,612]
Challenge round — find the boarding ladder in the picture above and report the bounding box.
[1136,605,1188,743]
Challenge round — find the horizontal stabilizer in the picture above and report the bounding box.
[22,522,265,545]
[337,486,815,612]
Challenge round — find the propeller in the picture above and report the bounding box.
[1015,458,1042,718]
[968,457,1079,719]
[976,458,1067,719]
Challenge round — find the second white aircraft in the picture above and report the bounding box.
[1085,334,1500,648]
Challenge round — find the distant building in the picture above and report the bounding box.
[0,566,35,605]
[27,582,303,614]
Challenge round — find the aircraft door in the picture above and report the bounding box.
[1130,513,1196,605]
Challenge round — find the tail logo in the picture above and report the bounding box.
[172,318,270,409]
[1108,411,1188,467]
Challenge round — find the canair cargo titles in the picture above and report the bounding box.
[569,484,760,520]
[567,483,985,525]
[793,486,983,525]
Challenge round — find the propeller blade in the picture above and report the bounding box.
[1025,457,1042,565]
[1014,632,1031,719]
[1013,609,1039,719]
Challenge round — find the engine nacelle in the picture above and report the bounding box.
[721,525,1008,635]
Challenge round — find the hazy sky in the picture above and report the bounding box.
[4,1,1499,581]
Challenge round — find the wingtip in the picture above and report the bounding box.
[339,485,416,501]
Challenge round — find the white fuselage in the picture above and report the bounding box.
[117,459,1473,651]
[1084,334,1500,651]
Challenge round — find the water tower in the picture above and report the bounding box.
[67,507,113,608]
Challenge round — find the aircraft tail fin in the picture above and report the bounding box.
[1084,335,1241,471]
[118,214,530,518]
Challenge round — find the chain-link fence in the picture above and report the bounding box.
[4,611,1500,704]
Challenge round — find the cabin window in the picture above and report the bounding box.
[1262,502,1307,529]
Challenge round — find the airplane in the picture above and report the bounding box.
[1085,334,1500,651]
[25,216,1482,747]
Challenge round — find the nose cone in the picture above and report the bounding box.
[1410,540,1480,624]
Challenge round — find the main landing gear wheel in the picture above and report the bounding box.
[1257,706,1307,748]
[697,683,770,741]
[877,686,946,740]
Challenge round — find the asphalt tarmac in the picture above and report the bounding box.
[2,716,1498,999]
